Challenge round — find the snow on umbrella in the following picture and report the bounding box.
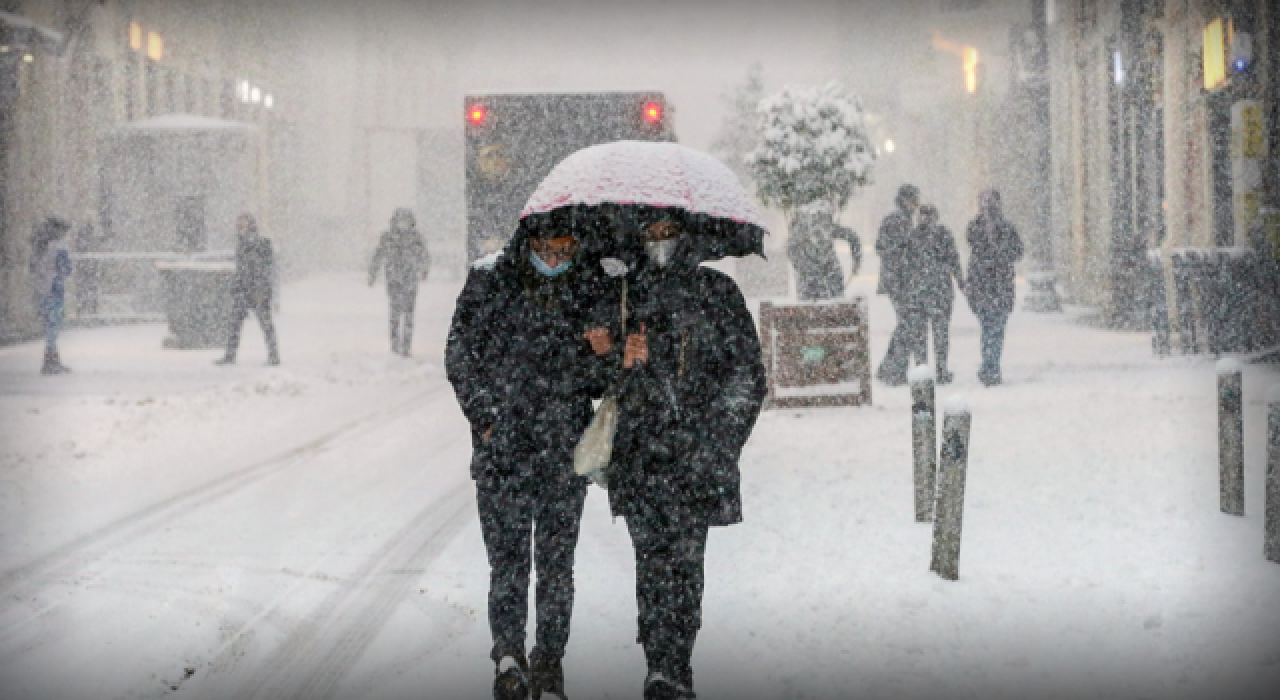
[518,140,768,262]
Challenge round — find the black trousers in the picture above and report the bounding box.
[626,498,710,690]
[476,475,587,663]
[900,300,952,373]
[225,298,278,361]
[388,283,418,354]
[878,297,911,380]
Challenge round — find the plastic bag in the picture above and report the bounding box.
[574,396,618,482]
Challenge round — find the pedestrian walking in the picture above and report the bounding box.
[445,214,606,700]
[215,214,280,366]
[585,210,767,700]
[898,204,964,383]
[369,207,430,357]
[786,199,861,301]
[30,217,73,375]
[965,190,1024,386]
[875,184,921,384]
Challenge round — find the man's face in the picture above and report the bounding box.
[236,216,251,235]
[643,219,680,242]
[530,235,578,268]
[904,195,920,212]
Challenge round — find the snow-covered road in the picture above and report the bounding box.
[1,269,1277,700]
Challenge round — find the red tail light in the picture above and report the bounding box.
[467,105,487,125]
[642,101,663,123]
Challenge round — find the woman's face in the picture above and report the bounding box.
[529,235,578,268]
[644,219,680,242]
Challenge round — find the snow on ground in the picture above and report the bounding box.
[0,267,1277,700]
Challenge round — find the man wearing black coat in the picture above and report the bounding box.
[369,207,430,356]
[216,214,279,366]
[898,205,964,383]
[875,184,921,384]
[965,190,1024,386]
[445,220,605,700]
[585,213,767,700]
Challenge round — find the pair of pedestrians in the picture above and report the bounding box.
[446,205,766,700]
[877,186,1023,387]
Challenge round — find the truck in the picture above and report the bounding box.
[463,91,676,262]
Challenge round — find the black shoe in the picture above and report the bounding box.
[214,356,235,366]
[529,650,564,699]
[494,653,530,700]
[644,671,694,700]
[267,355,280,366]
[978,371,1001,387]
[936,369,954,385]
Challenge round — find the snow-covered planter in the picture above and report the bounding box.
[745,81,876,213]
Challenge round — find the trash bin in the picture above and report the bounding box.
[1169,247,1262,355]
[155,258,235,349]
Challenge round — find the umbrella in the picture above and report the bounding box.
[517,141,768,263]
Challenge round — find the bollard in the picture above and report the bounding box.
[1267,385,1280,563]
[909,364,937,522]
[930,396,972,581]
[1217,358,1244,516]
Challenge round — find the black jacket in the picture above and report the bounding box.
[597,262,767,527]
[965,216,1024,314]
[369,228,430,292]
[445,244,608,486]
[787,211,861,301]
[900,222,963,312]
[876,208,914,300]
[232,235,274,305]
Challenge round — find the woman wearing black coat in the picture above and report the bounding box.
[965,190,1024,386]
[899,205,964,383]
[584,212,767,700]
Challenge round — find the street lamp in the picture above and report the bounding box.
[883,139,896,154]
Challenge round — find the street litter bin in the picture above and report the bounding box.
[156,258,235,349]
[1169,247,1262,355]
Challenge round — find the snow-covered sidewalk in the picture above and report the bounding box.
[1,270,1277,700]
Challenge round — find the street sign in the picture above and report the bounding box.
[759,299,872,409]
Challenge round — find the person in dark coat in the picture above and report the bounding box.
[30,217,73,375]
[898,205,964,383]
[369,207,430,357]
[875,184,921,384]
[445,217,607,700]
[216,213,279,366]
[786,199,861,301]
[965,190,1024,386]
[584,211,767,700]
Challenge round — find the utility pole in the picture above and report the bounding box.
[1020,0,1061,312]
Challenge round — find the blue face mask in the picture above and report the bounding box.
[529,251,573,277]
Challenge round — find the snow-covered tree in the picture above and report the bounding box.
[710,63,764,184]
[745,81,876,213]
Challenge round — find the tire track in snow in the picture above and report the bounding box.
[210,476,476,700]
[0,386,449,617]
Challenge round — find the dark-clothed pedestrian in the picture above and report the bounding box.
[898,205,964,383]
[30,217,73,375]
[965,190,1024,386]
[445,219,606,700]
[585,212,767,700]
[216,214,279,366]
[369,207,430,357]
[875,184,921,384]
[787,199,861,301]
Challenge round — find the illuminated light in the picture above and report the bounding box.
[1113,51,1125,84]
[250,86,261,104]
[146,31,163,61]
[0,46,8,53]
[468,105,486,125]
[963,47,980,94]
[23,54,34,63]
[237,79,250,102]
[1203,18,1226,90]
[264,94,274,109]
[643,101,663,123]
[129,22,142,51]
[883,139,896,153]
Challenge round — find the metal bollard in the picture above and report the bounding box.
[930,396,972,581]
[1267,385,1280,563]
[909,365,937,522]
[1217,359,1244,516]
